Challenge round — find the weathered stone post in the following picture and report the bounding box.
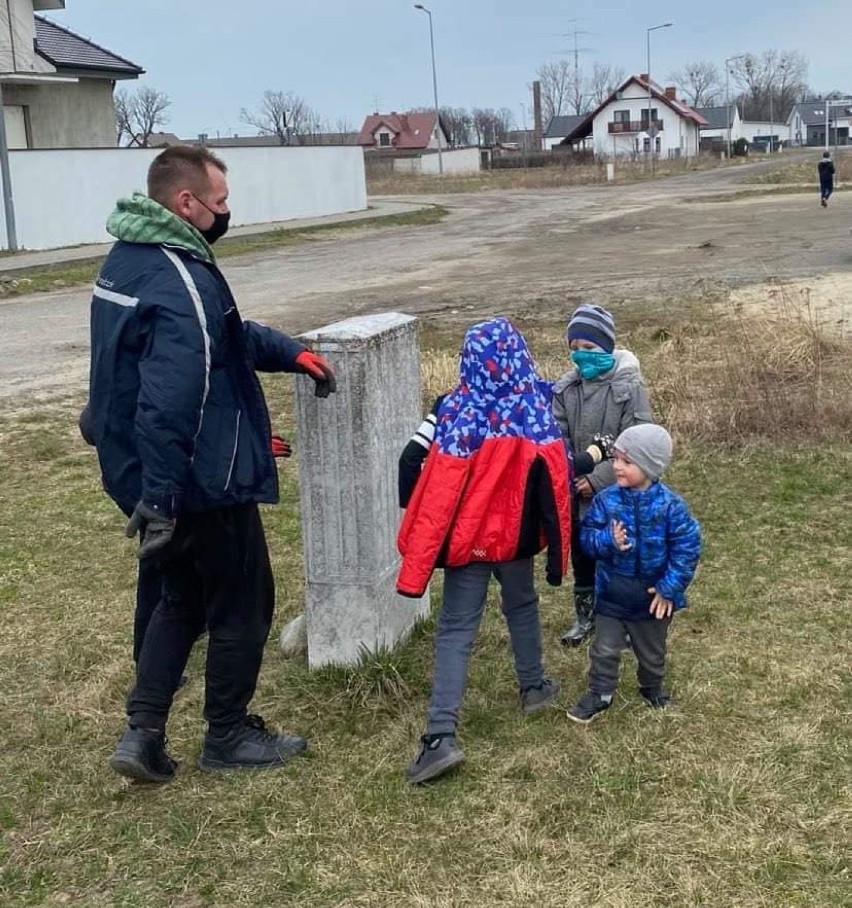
[293,313,430,668]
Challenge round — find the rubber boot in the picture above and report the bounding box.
[560,588,595,647]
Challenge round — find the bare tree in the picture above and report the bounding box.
[537,60,575,121]
[241,90,322,145]
[438,107,473,147]
[668,61,723,107]
[731,50,808,121]
[494,107,515,142]
[115,86,171,147]
[587,64,627,108]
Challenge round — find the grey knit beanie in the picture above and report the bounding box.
[614,425,673,481]
[566,304,616,353]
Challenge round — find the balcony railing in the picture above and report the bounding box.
[608,120,664,134]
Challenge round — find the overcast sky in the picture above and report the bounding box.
[54,0,851,138]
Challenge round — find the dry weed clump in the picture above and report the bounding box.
[646,300,852,445]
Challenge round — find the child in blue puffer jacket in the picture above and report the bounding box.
[567,424,702,723]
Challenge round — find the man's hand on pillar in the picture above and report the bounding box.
[295,350,337,399]
[271,434,293,458]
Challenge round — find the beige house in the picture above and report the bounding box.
[1,0,142,148]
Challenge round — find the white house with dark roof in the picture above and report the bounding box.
[559,75,707,159]
[786,100,852,147]
[544,114,588,150]
[1,0,143,148]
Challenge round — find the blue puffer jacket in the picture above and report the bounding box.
[87,241,305,518]
[580,481,702,619]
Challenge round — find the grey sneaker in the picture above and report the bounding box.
[406,734,465,785]
[640,688,673,709]
[198,714,308,772]
[566,691,612,724]
[521,678,561,715]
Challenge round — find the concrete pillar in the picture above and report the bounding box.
[294,312,430,668]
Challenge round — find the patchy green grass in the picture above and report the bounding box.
[0,306,849,907]
[0,205,448,298]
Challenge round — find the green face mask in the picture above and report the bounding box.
[570,349,616,380]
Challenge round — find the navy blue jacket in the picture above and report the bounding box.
[580,481,702,620]
[87,241,305,518]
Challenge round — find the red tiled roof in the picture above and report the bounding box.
[356,112,439,149]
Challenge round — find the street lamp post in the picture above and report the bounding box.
[646,22,672,172]
[725,54,747,160]
[414,4,443,175]
[0,82,19,251]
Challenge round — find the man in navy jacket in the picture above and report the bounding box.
[87,146,336,782]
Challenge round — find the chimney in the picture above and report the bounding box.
[664,86,677,100]
[640,73,649,82]
[532,80,543,151]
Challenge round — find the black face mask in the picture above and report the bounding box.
[191,195,231,244]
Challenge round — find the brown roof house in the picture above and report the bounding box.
[558,75,707,159]
[357,111,449,152]
[1,1,143,148]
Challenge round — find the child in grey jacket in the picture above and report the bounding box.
[552,304,653,646]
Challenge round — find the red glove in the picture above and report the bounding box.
[270,435,292,458]
[295,350,337,398]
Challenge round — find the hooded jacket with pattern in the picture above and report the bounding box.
[552,349,653,512]
[396,318,572,598]
[580,481,702,620]
[87,193,305,518]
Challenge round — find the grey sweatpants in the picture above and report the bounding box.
[427,559,545,735]
[588,613,671,696]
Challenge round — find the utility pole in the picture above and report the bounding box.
[0,82,19,251]
[414,4,443,174]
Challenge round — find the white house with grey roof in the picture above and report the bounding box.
[786,100,852,147]
[544,114,588,150]
[1,0,143,148]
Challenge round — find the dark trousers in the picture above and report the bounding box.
[820,179,833,200]
[427,559,544,735]
[588,614,671,695]
[133,559,164,663]
[126,502,274,734]
[571,514,596,590]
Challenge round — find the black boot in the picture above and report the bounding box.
[109,724,179,783]
[560,588,595,647]
[198,714,308,772]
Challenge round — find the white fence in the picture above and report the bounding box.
[0,145,367,251]
[393,147,481,176]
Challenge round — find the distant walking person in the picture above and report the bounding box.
[86,145,337,782]
[818,151,835,207]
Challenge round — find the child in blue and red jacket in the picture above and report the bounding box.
[397,317,611,785]
[567,424,702,724]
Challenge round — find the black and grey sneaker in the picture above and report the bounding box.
[198,714,308,772]
[405,734,465,785]
[109,724,179,783]
[566,691,612,724]
[640,688,673,709]
[521,678,561,715]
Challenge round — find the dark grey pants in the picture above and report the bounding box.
[427,559,545,736]
[588,614,671,696]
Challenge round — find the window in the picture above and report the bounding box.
[613,109,630,123]
[379,132,391,147]
[641,108,659,128]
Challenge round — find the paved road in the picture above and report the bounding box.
[2,155,849,406]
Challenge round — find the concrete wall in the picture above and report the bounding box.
[0,0,40,73]
[2,78,117,148]
[393,146,480,175]
[0,145,367,250]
